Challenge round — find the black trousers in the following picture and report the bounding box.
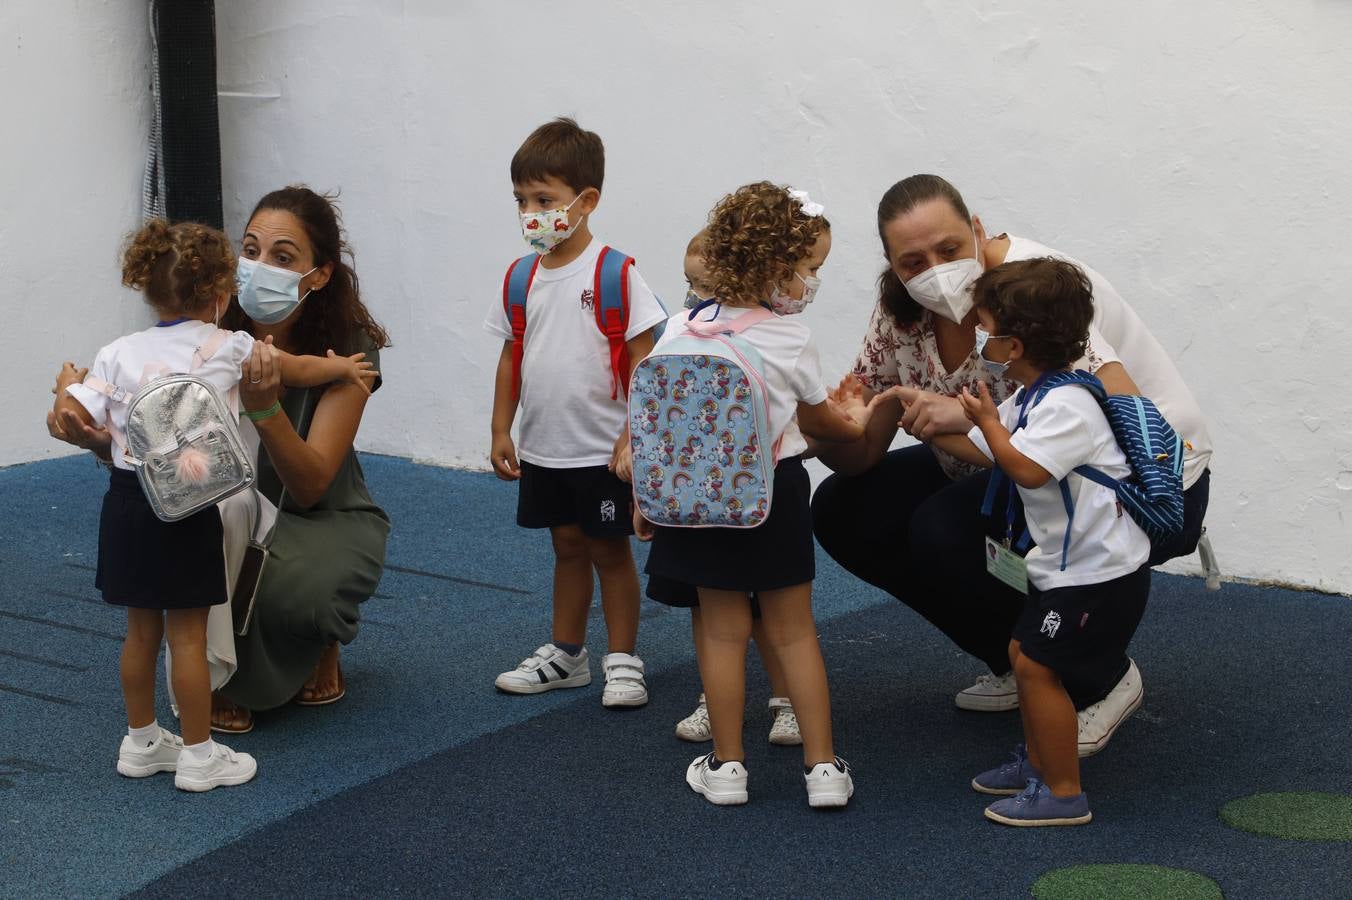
[811,444,1210,699]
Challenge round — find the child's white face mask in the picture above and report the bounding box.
[974,325,1013,377]
[520,194,584,255]
[769,271,820,316]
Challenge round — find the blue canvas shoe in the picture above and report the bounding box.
[984,778,1092,827]
[972,744,1041,796]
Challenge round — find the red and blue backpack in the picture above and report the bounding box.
[502,246,640,402]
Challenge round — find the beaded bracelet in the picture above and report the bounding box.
[243,401,282,422]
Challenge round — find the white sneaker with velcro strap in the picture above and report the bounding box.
[494,644,591,694]
[601,652,649,708]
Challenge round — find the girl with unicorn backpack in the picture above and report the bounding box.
[629,183,872,808]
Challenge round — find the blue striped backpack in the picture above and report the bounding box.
[628,305,778,528]
[983,369,1185,568]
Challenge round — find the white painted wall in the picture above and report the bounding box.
[8,1,1350,593]
[5,0,151,464]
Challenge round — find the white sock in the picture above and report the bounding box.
[182,739,216,763]
[128,721,160,747]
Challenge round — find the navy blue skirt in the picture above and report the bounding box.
[96,469,228,609]
[644,456,815,597]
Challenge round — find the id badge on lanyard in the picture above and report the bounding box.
[983,375,1047,597]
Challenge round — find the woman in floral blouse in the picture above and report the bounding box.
[811,174,1211,740]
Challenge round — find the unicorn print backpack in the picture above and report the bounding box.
[629,307,778,528]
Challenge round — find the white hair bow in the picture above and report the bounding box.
[788,189,825,217]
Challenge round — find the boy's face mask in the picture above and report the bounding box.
[519,194,584,255]
[973,325,1014,377]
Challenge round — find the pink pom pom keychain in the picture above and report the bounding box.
[174,446,211,484]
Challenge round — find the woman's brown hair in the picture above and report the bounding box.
[122,219,234,314]
[703,182,829,307]
[223,186,390,355]
[875,174,972,325]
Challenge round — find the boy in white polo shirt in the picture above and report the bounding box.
[483,118,666,707]
[906,257,1151,826]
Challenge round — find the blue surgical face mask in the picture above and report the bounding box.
[235,257,317,324]
[973,325,1013,378]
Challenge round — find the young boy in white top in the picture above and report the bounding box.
[483,118,666,707]
[899,257,1151,826]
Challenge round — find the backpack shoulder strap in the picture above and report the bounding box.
[502,253,541,401]
[594,246,634,400]
[191,328,234,372]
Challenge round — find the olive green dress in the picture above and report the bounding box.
[220,347,390,710]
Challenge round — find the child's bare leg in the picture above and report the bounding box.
[750,616,789,698]
[549,524,593,647]
[165,607,212,745]
[757,582,834,765]
[1013,651,1080,797]
[691,606,708,675]
[696,588,753,762]
[586,534,639,652]
[122,608,164,729]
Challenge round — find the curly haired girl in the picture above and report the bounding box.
[52,219,375,792]
[636,182,871,808]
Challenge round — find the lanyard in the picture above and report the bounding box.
[1002,372,1052,544]
[155,317,191,327]
[686,299,773,321]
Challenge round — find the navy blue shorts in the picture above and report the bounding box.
[644,456,813,595]
[1014,564,1150,708]
[516,461,634,537]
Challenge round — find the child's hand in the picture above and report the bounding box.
[826,374,862,407]
[54,362,88,394]
[326,349,380,394]
[490,431,521,481]
[609,439,633,484]
[959,382,1000,427]
[632,504,654,542]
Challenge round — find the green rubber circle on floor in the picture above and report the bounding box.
[1032,864,1221,899]
[1220,791,1352,841]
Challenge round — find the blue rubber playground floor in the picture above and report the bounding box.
[1,454,1349,898]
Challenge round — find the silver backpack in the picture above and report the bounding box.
[85,329,255,522]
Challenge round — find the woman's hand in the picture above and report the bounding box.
[959,381,1000,428]
[47,407,114,457]
[241,335,283,412]
[47,363,113,459]
[325,349,380,395]
[893,388,969,440]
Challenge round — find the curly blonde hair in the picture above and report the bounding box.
[121,219,235,314]
[703,182,830,306]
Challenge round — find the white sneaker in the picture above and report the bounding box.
[601,652,649,708]
[686,752,748,805]
[767,697,802,746]
[174,742,258,792]
[1078,658,1143,758]
[804,757,854,808]
[955,670,1020,711]
[116,727,184,778]
[494,644,591,694]
[675,693,712,742]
